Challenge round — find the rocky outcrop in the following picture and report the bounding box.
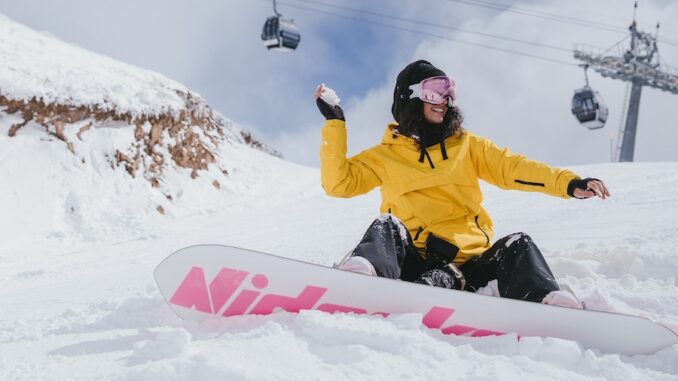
[0,91,281,187]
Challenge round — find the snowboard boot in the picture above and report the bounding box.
[334,254,377,276]
[416,263,466,290]
[542,284,585,309]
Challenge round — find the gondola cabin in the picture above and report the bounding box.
[571,87,608,129]
[261,16,300,52]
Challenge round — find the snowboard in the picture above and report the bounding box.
[154,244,678,355]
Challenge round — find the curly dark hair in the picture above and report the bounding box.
[395,99,464,147]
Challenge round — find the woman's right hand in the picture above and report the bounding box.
[315,84,345,121]
[314,84,324,99]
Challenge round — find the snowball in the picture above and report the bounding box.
[320,83,340,105]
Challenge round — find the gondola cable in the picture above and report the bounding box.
[286,0,572,53]
[278,0,577,66]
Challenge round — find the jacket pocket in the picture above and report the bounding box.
[514,179,545,187]
[425,233,460,267]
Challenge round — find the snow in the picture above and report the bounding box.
[319,83,341,105]
[1,11,677,381]
[2,129,677,380]
[0,13,188,116]
[505,233,523,248]
[376,213,411,242]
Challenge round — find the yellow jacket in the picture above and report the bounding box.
[320,119,579,265]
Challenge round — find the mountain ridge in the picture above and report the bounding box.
[0,12,280,190]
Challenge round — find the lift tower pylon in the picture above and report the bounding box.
[573,3,678,162]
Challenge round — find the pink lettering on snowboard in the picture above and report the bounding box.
[169,266,213,313]
[422,306,455,329]
[250,286,327,314]
[209,267,249,313]
[168,265,507,338]
[317,303,367,314]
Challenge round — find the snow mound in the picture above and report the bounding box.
[0,11,279,178]
[0,13,186,115]
[0,12,288,241]
[1,161,677,380]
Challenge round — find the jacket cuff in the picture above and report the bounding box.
[567,177,581,198]
[567,177,600,198]
[323,119,345,129]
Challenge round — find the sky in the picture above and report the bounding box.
[1,0,677,168]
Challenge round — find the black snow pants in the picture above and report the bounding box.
[348,215,560,303]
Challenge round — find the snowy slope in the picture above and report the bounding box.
[0,12,277,244]
[1,156,677,380]
[1,11,677,381]
[0,12,187,115]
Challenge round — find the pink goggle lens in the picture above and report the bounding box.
[411,76,456,106]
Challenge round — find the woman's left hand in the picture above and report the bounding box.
[572,178,610,199]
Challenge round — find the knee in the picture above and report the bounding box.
[379,213,405,227]
[506,232,534,248]
[376,214,408,235]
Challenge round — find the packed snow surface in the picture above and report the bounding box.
[1,120,677,380]
[1,11,676,381]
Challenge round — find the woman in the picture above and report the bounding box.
[315,60,610,309]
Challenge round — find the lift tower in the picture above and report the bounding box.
[573,6,678,161]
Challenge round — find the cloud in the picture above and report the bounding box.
[0,1,332,137]
[2,0,676,168]
[0,1,224,84]
[289,0,678,167]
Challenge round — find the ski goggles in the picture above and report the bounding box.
[409,76,456,106]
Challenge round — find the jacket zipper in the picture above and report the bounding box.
[475,215,490,245]
[413,226,423,241]
[514,179,545,187]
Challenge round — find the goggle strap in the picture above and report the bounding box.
[408,83,421,99]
